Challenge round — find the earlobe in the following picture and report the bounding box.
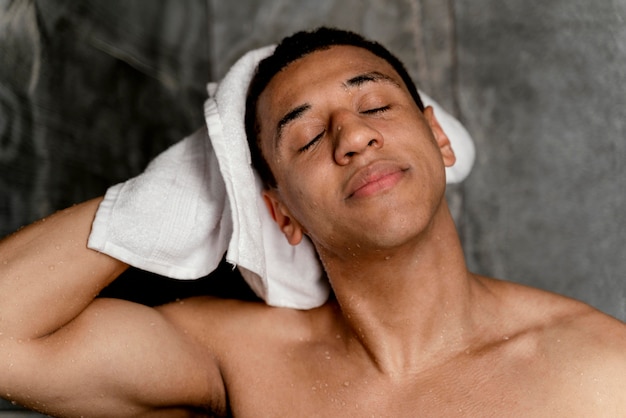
[262,190,305,246]
[424,106,456,168]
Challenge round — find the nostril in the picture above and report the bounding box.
[367,139,377,147]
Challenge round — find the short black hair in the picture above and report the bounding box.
[245,27,424,189]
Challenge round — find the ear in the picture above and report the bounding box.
[423,106,456,168]
[262,189,305,246]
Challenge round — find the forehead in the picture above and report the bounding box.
[261,45,399,104]
[256,45,403,135]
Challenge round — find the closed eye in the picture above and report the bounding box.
[361,105,391,115]
[299,130,325,153]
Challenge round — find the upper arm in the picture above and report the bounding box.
[0,298,226,417]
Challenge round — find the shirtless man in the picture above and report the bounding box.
[1,27,625,417]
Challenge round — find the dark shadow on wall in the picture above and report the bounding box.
[1,0,211,235]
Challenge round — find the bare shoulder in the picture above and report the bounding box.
[480,276,626,411]
[545,300,626,412]
[484,275,626,349]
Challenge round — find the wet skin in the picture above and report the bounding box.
[0,45,625,417]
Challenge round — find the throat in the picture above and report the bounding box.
[315,199,476,374]
[329,261,478,376]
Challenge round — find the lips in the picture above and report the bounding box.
[344,161,408,199]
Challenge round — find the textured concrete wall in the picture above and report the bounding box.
[1,0,625,413]
[456,0,626,321]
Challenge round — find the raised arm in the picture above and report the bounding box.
[0,198,127,341]
[0,199,224,417]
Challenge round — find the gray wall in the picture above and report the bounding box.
[1,0,624,413]
[457,0,626,321]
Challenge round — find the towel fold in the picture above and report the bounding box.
[88,45,475,309]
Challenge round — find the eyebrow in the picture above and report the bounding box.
[276,103,311,149]
[273,71,401,149]
[343,71,401,89]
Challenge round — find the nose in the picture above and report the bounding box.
[332,111,384,165]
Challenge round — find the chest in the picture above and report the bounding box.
[220,345,595,417]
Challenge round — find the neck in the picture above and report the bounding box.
[318,201,481,376]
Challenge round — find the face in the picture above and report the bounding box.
[257,45,456,259]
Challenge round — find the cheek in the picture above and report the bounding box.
[280,176,319,219]
[277,169,336,230]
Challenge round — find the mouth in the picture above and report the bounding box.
[344,161,408,200]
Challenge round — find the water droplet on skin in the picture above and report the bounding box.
[343,381,350,387]
[384,256,390,260]
[48,265,55,271]
[55,245,61,250]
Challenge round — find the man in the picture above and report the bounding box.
[1,27,625,417]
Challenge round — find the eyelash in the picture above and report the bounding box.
[362,105,391,115]
[299,130,325,153]
[298,105,391,153]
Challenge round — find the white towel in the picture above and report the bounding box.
[88,126,231,279]
[88,45,475,309]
